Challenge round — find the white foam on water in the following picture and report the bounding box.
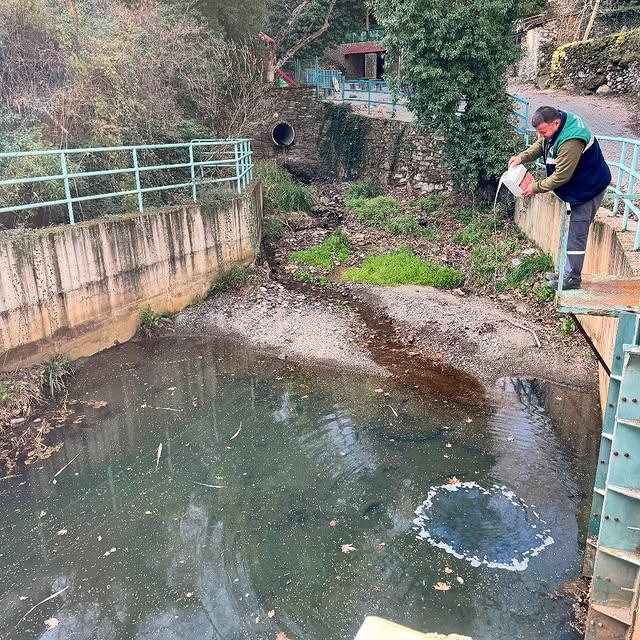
[413,481,555,572]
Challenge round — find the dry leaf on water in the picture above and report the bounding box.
[45,618,59,630]
[57,529,68,536]
[341,543,356,554]
[267,610,275,618]
[447,477,461,485]
[457,576,464,584]
[434,582,451,591]
[444,566,453,574]
[375,542,386,551]
[329,519,338,527]
[276,632,290,640]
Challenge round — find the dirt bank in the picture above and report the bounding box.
[356,284,597,388]
[175,281,388,377]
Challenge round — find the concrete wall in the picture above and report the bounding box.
[252,87,451,194]
[0,182,262,369]
[515,193,639,408]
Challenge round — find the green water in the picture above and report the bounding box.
[0,339,600,640]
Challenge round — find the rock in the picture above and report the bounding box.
[522,248,538,256]
[10,417,25,426]
[596,84,611,94]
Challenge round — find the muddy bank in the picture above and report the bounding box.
[357,284,597,389]
[175,281,387,378]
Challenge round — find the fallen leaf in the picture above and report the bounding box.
[276,632,290,640]
[445,443,452,448]
[434,582,451,591]
[186,592,193,598]
[255,616,261,623]
[465,418,473,423]
[267,609,275,618]
[444,566,453,574]
[375,542,386,551]
[329,519,338,527]
[19,596,28,601]
[447,477,461,485]
[443,454,449,459]
[45,618,59,630]
[341,543,356,554]
[145,510,152,515]
[57,529,68,536]
[507,436,514,442]
[457,576,464,584]
[374,388,384,393]
[39,511,46,518]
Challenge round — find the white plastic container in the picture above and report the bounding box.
[499,164,534,197]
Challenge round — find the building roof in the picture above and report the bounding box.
[341,42,386,55]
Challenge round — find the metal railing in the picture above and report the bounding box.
[509,94,640,250]
[344,28,385,43]
[0,138,254,225]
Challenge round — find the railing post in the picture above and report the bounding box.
[556,201,570,296]
[132,147,144,212]
[623,143,639,231]
[59,151,75,224]
[234,141,241,194]
[189,142,197,202]
[367,81,372,114]
[523,101,530,142]
[613,141,627,217]
[341,75,345,103]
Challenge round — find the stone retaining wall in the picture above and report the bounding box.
[549,29,640,95]
[251,87,451,194]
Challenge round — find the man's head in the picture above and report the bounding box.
[531,106,562,140]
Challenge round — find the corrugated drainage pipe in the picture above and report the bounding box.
[272,122,296,147]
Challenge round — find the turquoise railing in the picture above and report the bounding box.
[509,94,640,250]
[344,28,385,43]
[0,138,253,225]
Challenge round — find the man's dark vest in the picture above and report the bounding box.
[543,111,611,205]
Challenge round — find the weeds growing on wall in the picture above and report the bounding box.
[262,218,287,242]
[289,230,351,269]
[38,354,74,398]
[343,248,464,288]
[320,104,369,177]
[139,307,174,338]
[255,161,315,213]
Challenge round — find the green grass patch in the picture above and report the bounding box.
[255,161,315,213]
[345,180,382,201]
[39,354,74,398]
[497,253,554,292]
[407,194,447,214]
[293,269,332,286]
[207,266,251,297]
[289,230,351,269]
[560,316,577,336]
[263,217,286,242]
[348,195,403,227]
[342,248,464,289]
[533,282,555,303]
[468,245,510,287]
[384,214,435,238]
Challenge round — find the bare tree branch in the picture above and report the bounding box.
[274,0,338,71]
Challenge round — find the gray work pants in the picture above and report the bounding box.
[564,189,607,281]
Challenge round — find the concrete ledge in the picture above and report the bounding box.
[0,182,262,369]
[354,617,471,640]
[515,192,639,408]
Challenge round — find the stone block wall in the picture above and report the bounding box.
[549,29,640,95]
[250,87,451,194]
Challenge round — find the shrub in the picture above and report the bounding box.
[39,354,74,398]
[139,307,174,337]
[289,230,351,269]
[345,180,383,201]
[207,266,251,297]
[263,218,286,242]
[342,248,464,288]
[255,161,315,213]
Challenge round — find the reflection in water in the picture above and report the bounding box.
[0,340,599,640]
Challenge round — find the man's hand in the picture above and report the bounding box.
[508,155,522,168]
[521,182,536,198]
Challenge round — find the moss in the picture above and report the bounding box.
[342,248,464,289]
[320,104,369,177]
